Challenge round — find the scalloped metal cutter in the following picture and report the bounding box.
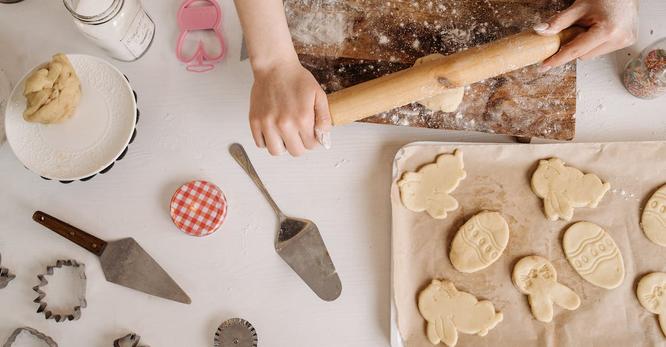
[32,211,191,304]
[229,143,342,301]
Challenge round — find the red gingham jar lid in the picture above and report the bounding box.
[170,180,228,237]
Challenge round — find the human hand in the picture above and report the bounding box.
[534,0,639,71]
[249,59,331,156]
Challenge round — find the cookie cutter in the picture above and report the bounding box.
[32,259,87,322]
[0,253,15,289]
[214,318,258,347]
[3,327,58,347]
[176,0,227,72]
[113,333,149,347]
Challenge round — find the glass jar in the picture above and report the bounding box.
[63,0,155,62]
[623,38,666,99]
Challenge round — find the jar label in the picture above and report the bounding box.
[121,7,155,58]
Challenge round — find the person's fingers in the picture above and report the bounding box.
[299,121,318,151]
[262,124,285,156]
[541,27,607,70]
[579,41,619,61]
[296,106,317,150]
[282,129,307,157]
[277,118,306,156]
[313,89,332,149]
[249,118,265,148]
[534,2,587,36]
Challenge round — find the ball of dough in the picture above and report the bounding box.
[23,54,81,124]
[413,54,465,112]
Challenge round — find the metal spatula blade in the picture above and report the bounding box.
[100,238,191,304]
[229,143,342,301]
[33,211,191,304]
[277,217,342,301]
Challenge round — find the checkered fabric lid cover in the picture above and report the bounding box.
[170,180,227,236]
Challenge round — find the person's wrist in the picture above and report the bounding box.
[250,48,300,75]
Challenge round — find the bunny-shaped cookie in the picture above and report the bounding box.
[512,255,581,323]
[418,279,503,346]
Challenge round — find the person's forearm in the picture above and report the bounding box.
[233,0,298,72]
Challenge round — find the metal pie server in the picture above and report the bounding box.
[32,211,191,304]
[229,143,342,301]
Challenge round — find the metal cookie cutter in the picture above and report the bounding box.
[3,327,58,347]
[0,253,15,289]
[214,318,258,347]
[32,259,87,322]
[113,333,149,347]
[176,0,227,72]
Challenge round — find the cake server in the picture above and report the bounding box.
[229,143,342,301]
[33,211,191,304]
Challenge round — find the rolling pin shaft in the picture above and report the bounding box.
[328,27,583,125]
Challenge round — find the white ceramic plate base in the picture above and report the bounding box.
[0,68,10,144]
[4,54,136,181]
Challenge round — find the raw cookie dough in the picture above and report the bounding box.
[397,149,466,219]
[531,158,610,221]
[637,272,666,337]
[418,279,503,346]
[512,255,580,323]
[450,211,509,273]
[641,184,666,247]
[23,53,81,124]
[563,222,625,289]
[414,54,465,112]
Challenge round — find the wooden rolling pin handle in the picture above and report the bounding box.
[328,26,585,126]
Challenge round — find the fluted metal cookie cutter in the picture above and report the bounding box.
[32,259,87,322]
[0,253,15,289]
[113,333,149,347]
[3,327,58,347]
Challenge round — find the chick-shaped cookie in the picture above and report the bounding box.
[418,279,503,346]
[398,150,466,219]
[531,158,610,221]
[637,272,666,337]
[512,255,581,323]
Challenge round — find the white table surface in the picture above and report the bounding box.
[0,1,664,346]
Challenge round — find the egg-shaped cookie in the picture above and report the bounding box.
[641,184,666,247]
[450,211,509,273]
[563,222,625,289]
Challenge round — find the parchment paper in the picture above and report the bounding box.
[391,141,666,347]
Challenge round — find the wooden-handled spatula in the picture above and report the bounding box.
[328,27,584,125]
[33,211,191,304]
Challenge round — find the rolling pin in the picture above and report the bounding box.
[328,27,583,125]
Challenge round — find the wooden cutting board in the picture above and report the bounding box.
[285,0,576,140]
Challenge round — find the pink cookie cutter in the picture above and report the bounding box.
[176,0,227,72]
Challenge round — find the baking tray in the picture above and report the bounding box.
[390,141,666,347]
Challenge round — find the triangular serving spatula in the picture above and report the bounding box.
[33,211,191,304]
[229,144,342,301]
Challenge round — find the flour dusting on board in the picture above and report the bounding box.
[285,0,349,46]
[290,0,577,140]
